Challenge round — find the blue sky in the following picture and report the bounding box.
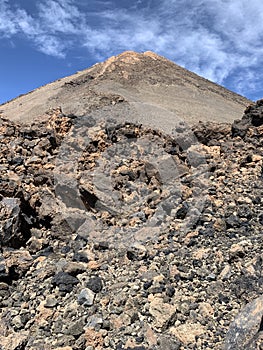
[0,0,263,104]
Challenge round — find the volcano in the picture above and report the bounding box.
[0,52,263,350]
[0,51,250,131]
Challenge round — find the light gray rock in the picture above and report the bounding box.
[78,288,95,306]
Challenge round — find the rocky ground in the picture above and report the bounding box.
[0,100,263,349]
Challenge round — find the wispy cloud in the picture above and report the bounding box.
[164,0,263,94]
[0,0,263,99]
[0,0,84,57]
[37,0,85,34]
[0,0,66,57]
[0,0,35,37]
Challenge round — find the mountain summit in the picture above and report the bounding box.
[0,51,250,130]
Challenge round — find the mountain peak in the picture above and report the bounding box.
[103,50,164,64]
[95,50,167,79]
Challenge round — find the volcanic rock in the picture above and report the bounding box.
[232,98,263,137]
[0,197,21,247]
[0,52,262,350]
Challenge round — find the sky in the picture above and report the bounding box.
[0,0,263,104]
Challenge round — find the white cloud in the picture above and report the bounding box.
[16,10,39,37]
[0,0,34,37]
[0,0,65,57]
[0,0,262,99]
[34,35,66,58]
[37,0,85,34]
[82,10,162,56]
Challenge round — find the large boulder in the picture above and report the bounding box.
[232,99,263,137]
[0,197,22,248]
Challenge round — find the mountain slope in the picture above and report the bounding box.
[0,51,251,131]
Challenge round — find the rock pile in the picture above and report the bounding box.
[0,101,263,349]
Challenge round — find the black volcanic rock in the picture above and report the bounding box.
[51,271,80,292]
[86,276,103,293]
[232,98,263,137]
[0,197,21,247]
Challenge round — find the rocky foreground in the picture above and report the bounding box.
[0,100,263,349]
